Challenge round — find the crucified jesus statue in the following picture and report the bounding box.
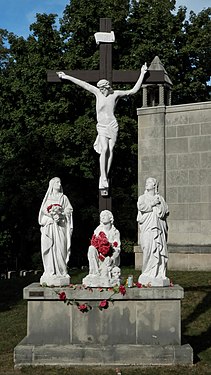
[57,63,147,190]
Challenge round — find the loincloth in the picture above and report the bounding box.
[93,120,118,154]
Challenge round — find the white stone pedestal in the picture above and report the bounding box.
[82,274,112,288]
[40,274,70,287]
[14,283,193,367]
[138,274,170,287]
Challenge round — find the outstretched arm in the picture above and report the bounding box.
[57,72,98,95]
[115,63,148,97]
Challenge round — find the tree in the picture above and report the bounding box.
[172,8,211,103]
[0,15,65,270]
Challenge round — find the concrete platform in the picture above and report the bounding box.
[14,283,193,367]
[14,342,193,367]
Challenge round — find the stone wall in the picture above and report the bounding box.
[135,101,211,270]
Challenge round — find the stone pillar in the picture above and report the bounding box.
[142,85,148,107]
[137,105,166,200]
[159,84,165,105]
[136,105,166,262]
[167,88,172,106]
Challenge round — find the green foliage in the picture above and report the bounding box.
[121,238,135,253]
[0,1,211,270]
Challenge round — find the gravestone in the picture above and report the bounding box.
[7,271,16,279]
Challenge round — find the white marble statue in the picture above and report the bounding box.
[82,210,121,287]
[57,63,147,190]
[137,177,170,287]
[39,177,73,286]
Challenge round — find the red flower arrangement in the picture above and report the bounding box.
[98,254,106,261]
[47,204,64,224]
[136,282,143,289]
[98,299,109,310]
[90,231,118,261]
[58,291,66,301]
[119,285,126,296]
[47,203,62,213]
[77,303,90,313]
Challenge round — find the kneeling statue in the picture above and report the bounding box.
[82,210,121,287]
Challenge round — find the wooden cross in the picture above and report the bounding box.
[47,18,164,85]
[48,18,138,85]
[47,18,164,212]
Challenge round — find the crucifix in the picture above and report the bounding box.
[47,18,162,212]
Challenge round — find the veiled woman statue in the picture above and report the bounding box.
[39,177,73,286]
[137,177,170,287]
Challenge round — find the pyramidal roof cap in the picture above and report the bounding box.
[149,56,173,86]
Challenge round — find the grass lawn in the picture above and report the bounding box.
[0,269,210,375]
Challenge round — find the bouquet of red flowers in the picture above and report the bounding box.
[91,231,118,261]
[47,204,64,223]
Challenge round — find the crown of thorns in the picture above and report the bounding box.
[97,79,111,88]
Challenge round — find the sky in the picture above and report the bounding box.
[0,0,210,39]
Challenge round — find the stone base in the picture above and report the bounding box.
[14,342,193,367]
[82,274,112,288]
[14,283,193,367]
[138,275,170,287]
[40,274,70,287]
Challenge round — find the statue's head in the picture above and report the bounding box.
[48,177,62,194]
[111,266,121,278]
[100,210,114,224]
[97,79,113,96]
[97,79,110,88]
[145,177,158,193]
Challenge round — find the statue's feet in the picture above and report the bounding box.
[40,273,70,287]
[138,274,170,287]
[99,176,109,189]
[82,273,112,288]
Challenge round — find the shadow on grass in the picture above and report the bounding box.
[0,275,39,312]
[0,267,91,313]
[183,327,211,364]
[182,285,211,364]
[0,268,90,313]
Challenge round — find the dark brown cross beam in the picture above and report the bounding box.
[47,18,128,84]
[47,18,164,85]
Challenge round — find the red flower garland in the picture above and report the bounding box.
[98,299,109,310]
[58,291,66,301]
[119,285,126,296]
[77,303,89,313]
[136,282,143,289]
